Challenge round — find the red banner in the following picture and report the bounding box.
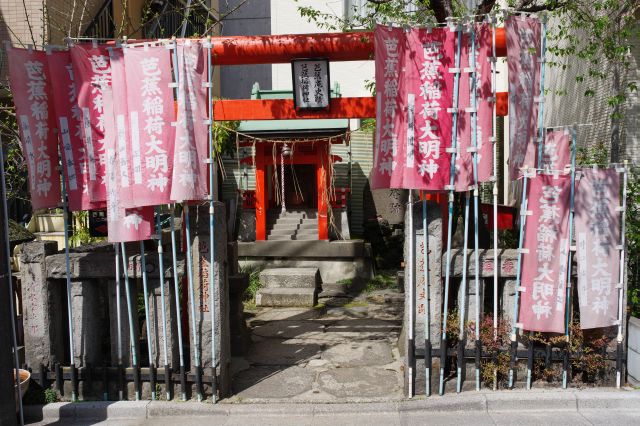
[7,47,61,210]
[403,26,454,190]
[455,23,494,191]
[506,16,541,180]
[171,41,210,202]
[121,45,176,207]
[519,173,571,333]
[541,128,570,173]
[102,84,153,242]
[47,50,104,211]
[575,168,621,329]
[371,25,406,190]
[70,44,111,203]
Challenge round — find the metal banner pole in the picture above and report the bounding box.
[120,242,141,400]
[469,20,482,391]
[115,243,124,400]
[170,39,188,401]
[422,193,431,396]
[139,241,156,400]
[456,192,471,393]
[508,171,531,389]
[59,153,78,402]
[407,191,415,397]
[184,204,203,401]
[169,206,187,400]
[490,13,499,391]
[439,20,463,396]
[205,35,219,402]
[562,125,578,389]
[616,161,628,388]
[155,209,171,400]
[0,136,24,424]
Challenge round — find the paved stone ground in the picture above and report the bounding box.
[228,286,405,402]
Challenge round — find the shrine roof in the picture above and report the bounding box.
[236,82,349,135]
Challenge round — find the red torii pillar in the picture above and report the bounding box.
[211,29,509,240]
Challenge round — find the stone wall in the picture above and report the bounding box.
[18,203,231,400]
[629,316,640,386]
[402,200,522,395]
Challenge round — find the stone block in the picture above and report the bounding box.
[71,280,109,367]
[502,279,517,328]
[456,277,485,337]
[238,209,256,242]
[628,316,640,385]
[19,240,58,263]
[188,202,231,398]
[449,249,519,278]
[259,268,320,289]
[146,277,181,369]
[20,241,65,368]
[372,189,408,225]
[255,288,317,307]
[403,199,442,396]
[108,279,138,367]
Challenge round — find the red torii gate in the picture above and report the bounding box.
[211,29,509,240]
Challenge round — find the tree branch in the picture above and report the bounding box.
[428,0,452,23]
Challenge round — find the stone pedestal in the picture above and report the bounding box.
[71,280,109,367]
[403,199,442,396]
[19,241,64,368]
[108,279,135,367]
[189,202,231,398]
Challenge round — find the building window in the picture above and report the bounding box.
[344,1,420,21]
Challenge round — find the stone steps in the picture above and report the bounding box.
[255,288,317,307]
[256,267,320,307]
[266,210,319,241]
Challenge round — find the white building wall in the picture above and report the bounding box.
[270,0,375,100]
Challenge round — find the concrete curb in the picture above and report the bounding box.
[23,389,640,423]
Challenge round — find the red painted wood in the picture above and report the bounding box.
[214,92,508,121]
[210,28,506,66]
[213,97,375,120]
[496,91,508,116]
[316,144,329,240]
[255,145,266,241]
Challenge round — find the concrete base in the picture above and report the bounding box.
[238,240,373,283]
[255,288,317,307]
[628,316,640,386]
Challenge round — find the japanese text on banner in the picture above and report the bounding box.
[575,168,621,329]
[7,48,61,210]
[70,44,112,203]
[519,174,571,333]
[506,16,541,180]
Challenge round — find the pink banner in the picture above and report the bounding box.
[455,23,494,191]
[541,128,570,173]
[506,16,541,180]
[102,84,153,242]
[371,25,406,190]
[519,173,571,333]
[170,41,210,202]
[70,44,111,203]
[121,46,176,207]
[47,50,104,211]
[7,47,61,210]
[108,47,135,207]
[575,168,621,329]
[403,27,454,190]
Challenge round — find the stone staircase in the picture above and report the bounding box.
[266,210,318,241]
[255,267,320,307]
